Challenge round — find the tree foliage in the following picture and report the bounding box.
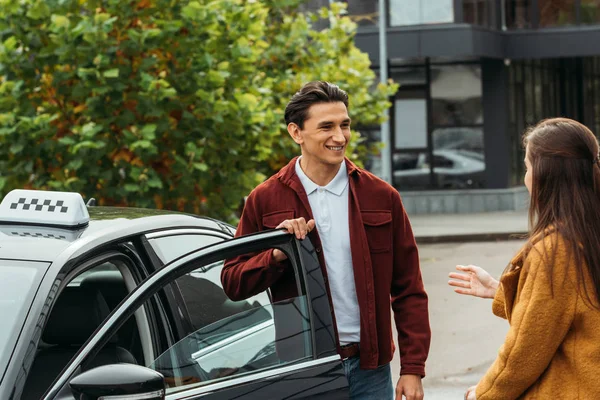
[0,0,396,221]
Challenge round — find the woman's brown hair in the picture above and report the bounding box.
[519,117,600,306]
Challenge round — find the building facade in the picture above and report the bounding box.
[311,1,600,214]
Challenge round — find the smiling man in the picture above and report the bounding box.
[222,81,431,400]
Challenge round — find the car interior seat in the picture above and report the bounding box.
[21,287,137,400]
[80,270,142,363]
[176,274,260,331]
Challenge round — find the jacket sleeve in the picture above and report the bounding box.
[221,192,288,301]
[476,246,577,400]
[390,191,431,377]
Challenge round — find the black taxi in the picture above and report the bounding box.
[0,189,350,399]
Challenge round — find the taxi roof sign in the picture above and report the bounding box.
[0,189,90,228]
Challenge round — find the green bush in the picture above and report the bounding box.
[0,0,395,221]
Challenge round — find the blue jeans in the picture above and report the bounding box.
[342,356,394,400]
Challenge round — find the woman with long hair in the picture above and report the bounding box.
[449,118,600,400]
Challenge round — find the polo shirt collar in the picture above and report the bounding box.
[295,157,348,196]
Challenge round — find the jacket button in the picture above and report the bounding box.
[316,247,322,253]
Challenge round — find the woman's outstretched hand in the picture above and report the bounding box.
[449,265,499,299]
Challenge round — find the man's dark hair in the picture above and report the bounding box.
[284,81,349,129]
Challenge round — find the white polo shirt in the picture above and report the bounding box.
[295,158,361,344]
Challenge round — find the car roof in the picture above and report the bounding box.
[0,206,234,263]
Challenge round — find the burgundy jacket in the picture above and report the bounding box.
[221,157,430,376]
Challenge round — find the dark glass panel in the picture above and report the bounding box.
[430,65,483,126]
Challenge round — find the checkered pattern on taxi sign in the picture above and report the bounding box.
[10,231,67,240]
[10,198,69,213]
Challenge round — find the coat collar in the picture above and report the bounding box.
[509,225,557,268]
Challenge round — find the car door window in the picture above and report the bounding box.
[174,259,270,331]
[433,154,454,168]
[151,246,311,393]
[148,233,226,265]
[152,295,310,390]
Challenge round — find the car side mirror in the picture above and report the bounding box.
[69,364,165,400]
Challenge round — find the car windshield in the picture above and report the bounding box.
[0,260,49,382]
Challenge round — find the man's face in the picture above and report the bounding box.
[288,102,351,166]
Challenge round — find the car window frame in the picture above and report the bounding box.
[43,230,318,399]
[145,228,232,266]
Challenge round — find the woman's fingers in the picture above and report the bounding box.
[448,279,471,289]
[448,272,470,281]
[456,264,477,273]
[454,288,473,295]
[449,268,474,296]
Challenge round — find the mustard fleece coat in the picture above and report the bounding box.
[476,232,600,400]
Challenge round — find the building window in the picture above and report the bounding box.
[583,57,600,137]
[298,0,330,12]
[298,0,334,30]
[524,63,535,124]
[504,0,600,28]
[508,59,563,186]
[361,127,383,176]
[463,0,496,28]
[432,127,485,189]
[581,0,600,24]
[595,59,600,136]
[346,0,379,27]
[430,65,483,126]
[389,65,429,190]
[505,0,532,28]
[389,0,454,27]
[430,65,485,189]
[389,61,485,191]
[394,94,428,150]
[538,0,577,27]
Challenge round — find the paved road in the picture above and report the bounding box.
[390,239,525,399]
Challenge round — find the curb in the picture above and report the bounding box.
[415,231,529,244]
